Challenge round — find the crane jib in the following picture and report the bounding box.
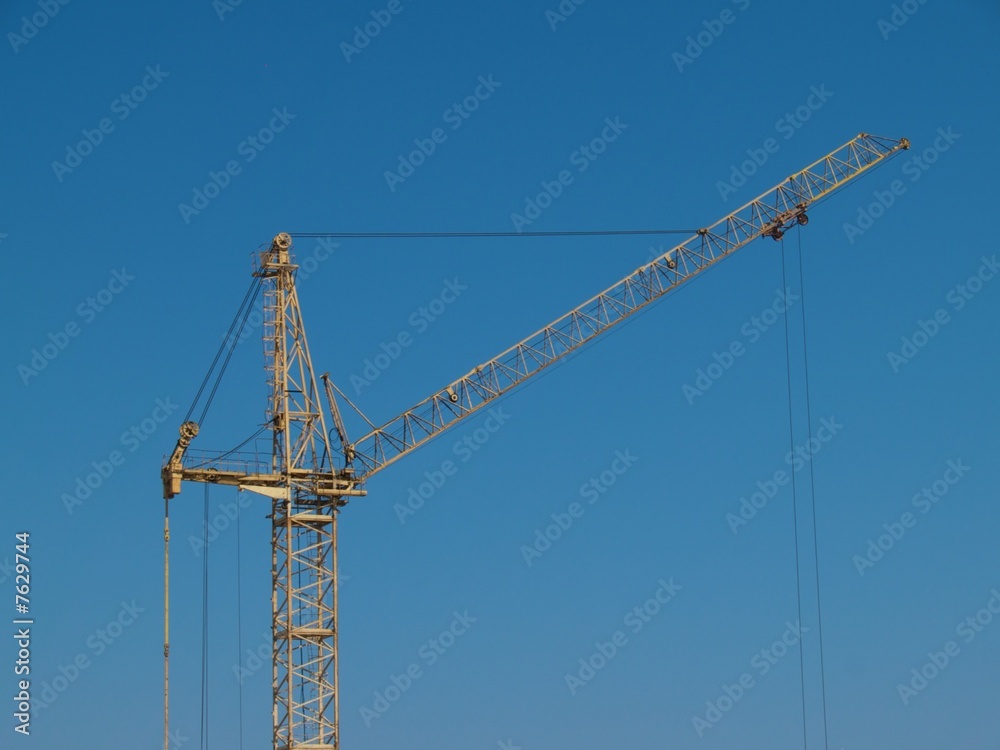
[344,133,909,480]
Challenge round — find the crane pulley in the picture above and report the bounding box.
[160,131,909,750]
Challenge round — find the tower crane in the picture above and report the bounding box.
[161,132,909,750]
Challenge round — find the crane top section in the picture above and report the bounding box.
[161,132,908,498]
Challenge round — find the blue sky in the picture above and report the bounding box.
[2,1,999,748]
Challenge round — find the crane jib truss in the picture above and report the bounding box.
[161,131,909,750]
[345,133,909,480]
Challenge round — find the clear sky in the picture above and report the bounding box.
[2,1,999,749]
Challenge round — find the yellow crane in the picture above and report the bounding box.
[161,132,909,750]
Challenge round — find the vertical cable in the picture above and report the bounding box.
[237,491,245,750]
[797,227,831,750]
[164,499,170,750]
[200,485,210,750]
[781,237,810,750]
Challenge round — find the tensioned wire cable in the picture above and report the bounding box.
[797,226,831,750]
[198,276,264,426]
[780,235,811,750]
[289,229,697,239]
[236,493,245,750]
[200,485,210,750]
[780,228,831,750]
[183,272,264,427]
[289,156,902,246]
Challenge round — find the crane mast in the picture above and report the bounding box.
[161,132,909,749]
[260,235,351,749]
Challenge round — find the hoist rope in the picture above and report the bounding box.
[781,228,830,750]
[199,485,210,750]
[797,228,831,749]
[163,499,170,750]
[780,236,811,749]
[236,491,245,750]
